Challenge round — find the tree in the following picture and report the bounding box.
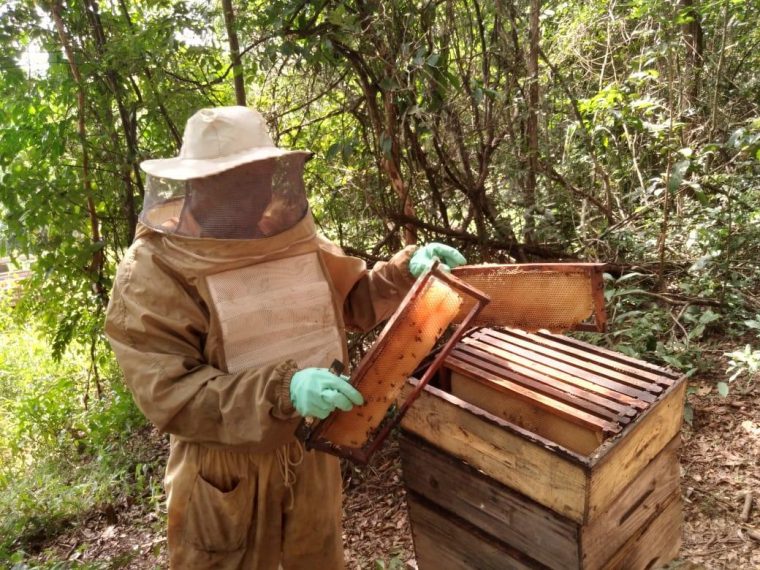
[0,0,757,369]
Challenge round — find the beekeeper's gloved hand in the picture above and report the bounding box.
[290,368,364,419]
[409,243,467,278]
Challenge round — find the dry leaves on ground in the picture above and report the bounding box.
[22,377,760,569]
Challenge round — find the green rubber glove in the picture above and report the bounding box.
[290,368,364,419]
[409,242,467,278]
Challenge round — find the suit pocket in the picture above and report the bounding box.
[183,474,255,552]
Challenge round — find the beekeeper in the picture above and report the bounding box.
[104,106,465,569]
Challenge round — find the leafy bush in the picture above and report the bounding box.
[723,334,760,396]
[0,298,149,564]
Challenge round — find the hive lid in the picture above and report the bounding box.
[445,327,680,439]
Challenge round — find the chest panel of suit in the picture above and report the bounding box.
[206,252,344,374]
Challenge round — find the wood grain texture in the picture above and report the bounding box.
[475,329,657,403]
[400,432,580,569]
[534,331,679,383]
[450,371,603,455]
[581,436,681,568]
[407,493,545,570]
[598,492,683,570]
[400,433,682,570]
[452,342,631,422]
[447,351,621,432]
[587,379,686,521]
[399,381,589,522]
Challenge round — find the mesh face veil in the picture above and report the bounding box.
[140,152,311,239]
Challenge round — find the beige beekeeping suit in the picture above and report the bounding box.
[104,106,417,569]
[106,215,415,569]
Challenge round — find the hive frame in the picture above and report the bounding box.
[298,262,490,464]
[451,263,608,332]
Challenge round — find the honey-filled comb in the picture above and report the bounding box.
[299,262,489,464]
[452,263,607,332]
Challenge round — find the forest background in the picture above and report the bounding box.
[0,0,758,567]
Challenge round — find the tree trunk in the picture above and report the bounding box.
[222,0,247,106]
[118,0,182,148]
[680,0,704,105]
[333,40,416,247]
[382,94,417,246]
[48,0,107,305]
[524,0,540,245]
[82,0,140,244]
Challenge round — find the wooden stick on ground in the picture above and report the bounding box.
[741,492,753,523]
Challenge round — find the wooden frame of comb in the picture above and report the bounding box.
[297,262,490,464]
[451,263,608,333]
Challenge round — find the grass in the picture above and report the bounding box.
[0,298,152,566]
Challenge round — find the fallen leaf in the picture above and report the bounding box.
[741,420,760,435]
[697,384,713,396]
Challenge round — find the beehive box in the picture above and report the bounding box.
[399,327,686,570]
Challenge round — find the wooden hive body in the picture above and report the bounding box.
[399,327,686,570]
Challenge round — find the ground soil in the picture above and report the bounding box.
[26,375,759,570]
[679,378,760,568]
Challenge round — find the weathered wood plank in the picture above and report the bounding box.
[587,379,687,521]
[450,371,603,456]
[476,329,659,401]
[400,432,580,569]
[406,493,546,570]
[534,331,679,383]
[399,380,590,522]
[598,493,683,570]
[464,333,650,410]
[448,352,621,432]
[581,436,681,568]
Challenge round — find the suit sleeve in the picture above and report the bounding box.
[318,238,418,333]
[104,241,300,449]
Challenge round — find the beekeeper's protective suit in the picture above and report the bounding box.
[104,107,421,569]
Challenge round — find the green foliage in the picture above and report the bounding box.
[0,301,149,564]
[1,0,758,374]
[723,339,760,395]
[0,0,758,562]
[0,0,226,357]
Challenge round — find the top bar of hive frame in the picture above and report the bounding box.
[444,327,676,437]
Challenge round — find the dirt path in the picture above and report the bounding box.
[26,381,759,569]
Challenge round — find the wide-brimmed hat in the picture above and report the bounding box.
[140,106,309,180]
